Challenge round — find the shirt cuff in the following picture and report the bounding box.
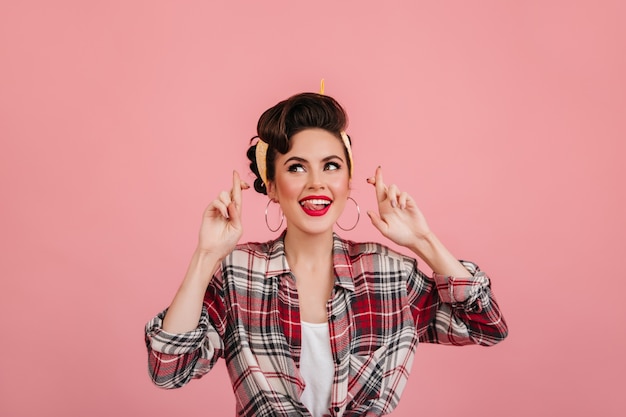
[145,306,211,355]
[432,261,490,306]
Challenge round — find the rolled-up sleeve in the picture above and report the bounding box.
[145,306,224,388]
[145,268,227,389]
[410,260,508,346]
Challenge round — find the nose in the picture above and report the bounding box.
[307,170,325,190]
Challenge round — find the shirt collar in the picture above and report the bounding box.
[264,231,291,277]
[264,231,355,292]
[331,233,355,292]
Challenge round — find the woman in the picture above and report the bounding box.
[145,92,508,417]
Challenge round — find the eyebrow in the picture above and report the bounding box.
[283,155,345,165]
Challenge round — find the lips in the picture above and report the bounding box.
[299,195,332,216]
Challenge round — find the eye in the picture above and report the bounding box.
[324,162,341,171]
[287,163,305,173]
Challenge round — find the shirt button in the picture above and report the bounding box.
[330,315,336,321]
[334,407,340,412]
[335,358,340,365]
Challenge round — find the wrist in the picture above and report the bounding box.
[185,249,223,286]
[408,232,470,277]
[408,231,438,260]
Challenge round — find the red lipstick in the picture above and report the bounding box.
[299,195,332,217]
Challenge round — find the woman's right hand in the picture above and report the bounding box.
[197,170,249,261]
[161,171,249,334]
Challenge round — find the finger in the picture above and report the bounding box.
[231,170,243,210]
[374,166,387,202]
[405,194,417,210]
[219,191,232,209]
[208,200,230,219]
[387,184,399,208]
[227,201,241,229]
[366,165,382,185]
[367,210,387,234]
[398,191,409,209]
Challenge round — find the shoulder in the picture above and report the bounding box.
[228,238,276,263]
[233,239,274,255]
[335,236,418,291]
[224,236,287,274]
[337,235,415,266]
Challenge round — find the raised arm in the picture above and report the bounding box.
[162,170,248,333]
[366,166,470,277]
[144,171,249,388]
[367,166,507,345]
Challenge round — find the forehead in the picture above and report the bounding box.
[283,128,344,159]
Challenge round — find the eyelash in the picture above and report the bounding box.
[286,163,304,173]
[287,162,341,172]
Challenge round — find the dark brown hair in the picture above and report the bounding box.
[247,92,351,195]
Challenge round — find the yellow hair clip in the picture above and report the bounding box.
[255,137,269,187]
[341,131,354,178]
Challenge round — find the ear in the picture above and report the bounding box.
[267,181,278,202]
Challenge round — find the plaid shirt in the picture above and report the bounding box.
[145,233,507,416]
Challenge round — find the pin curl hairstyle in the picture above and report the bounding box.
[246,92,351,195]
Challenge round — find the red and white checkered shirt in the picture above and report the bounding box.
[145,233,508,416]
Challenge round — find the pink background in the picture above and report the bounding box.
[1,1,624,416]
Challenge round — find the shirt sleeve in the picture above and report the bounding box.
[144,269,227,388]
[407,259,508,346]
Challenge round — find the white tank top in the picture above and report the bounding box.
[300,321,334,417]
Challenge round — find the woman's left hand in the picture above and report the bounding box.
[366,166,432,249]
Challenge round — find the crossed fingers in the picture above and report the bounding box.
[210,171,249,219]
[367,166,412,210]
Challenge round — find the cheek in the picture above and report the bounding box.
[330,176,351,195]
[275,179,302,200]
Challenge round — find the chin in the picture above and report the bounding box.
[290,220,336,236]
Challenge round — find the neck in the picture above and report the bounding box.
[283,228,334,269]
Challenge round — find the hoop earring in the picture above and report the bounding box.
[336,197,360,231]
[265,200,284,232]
